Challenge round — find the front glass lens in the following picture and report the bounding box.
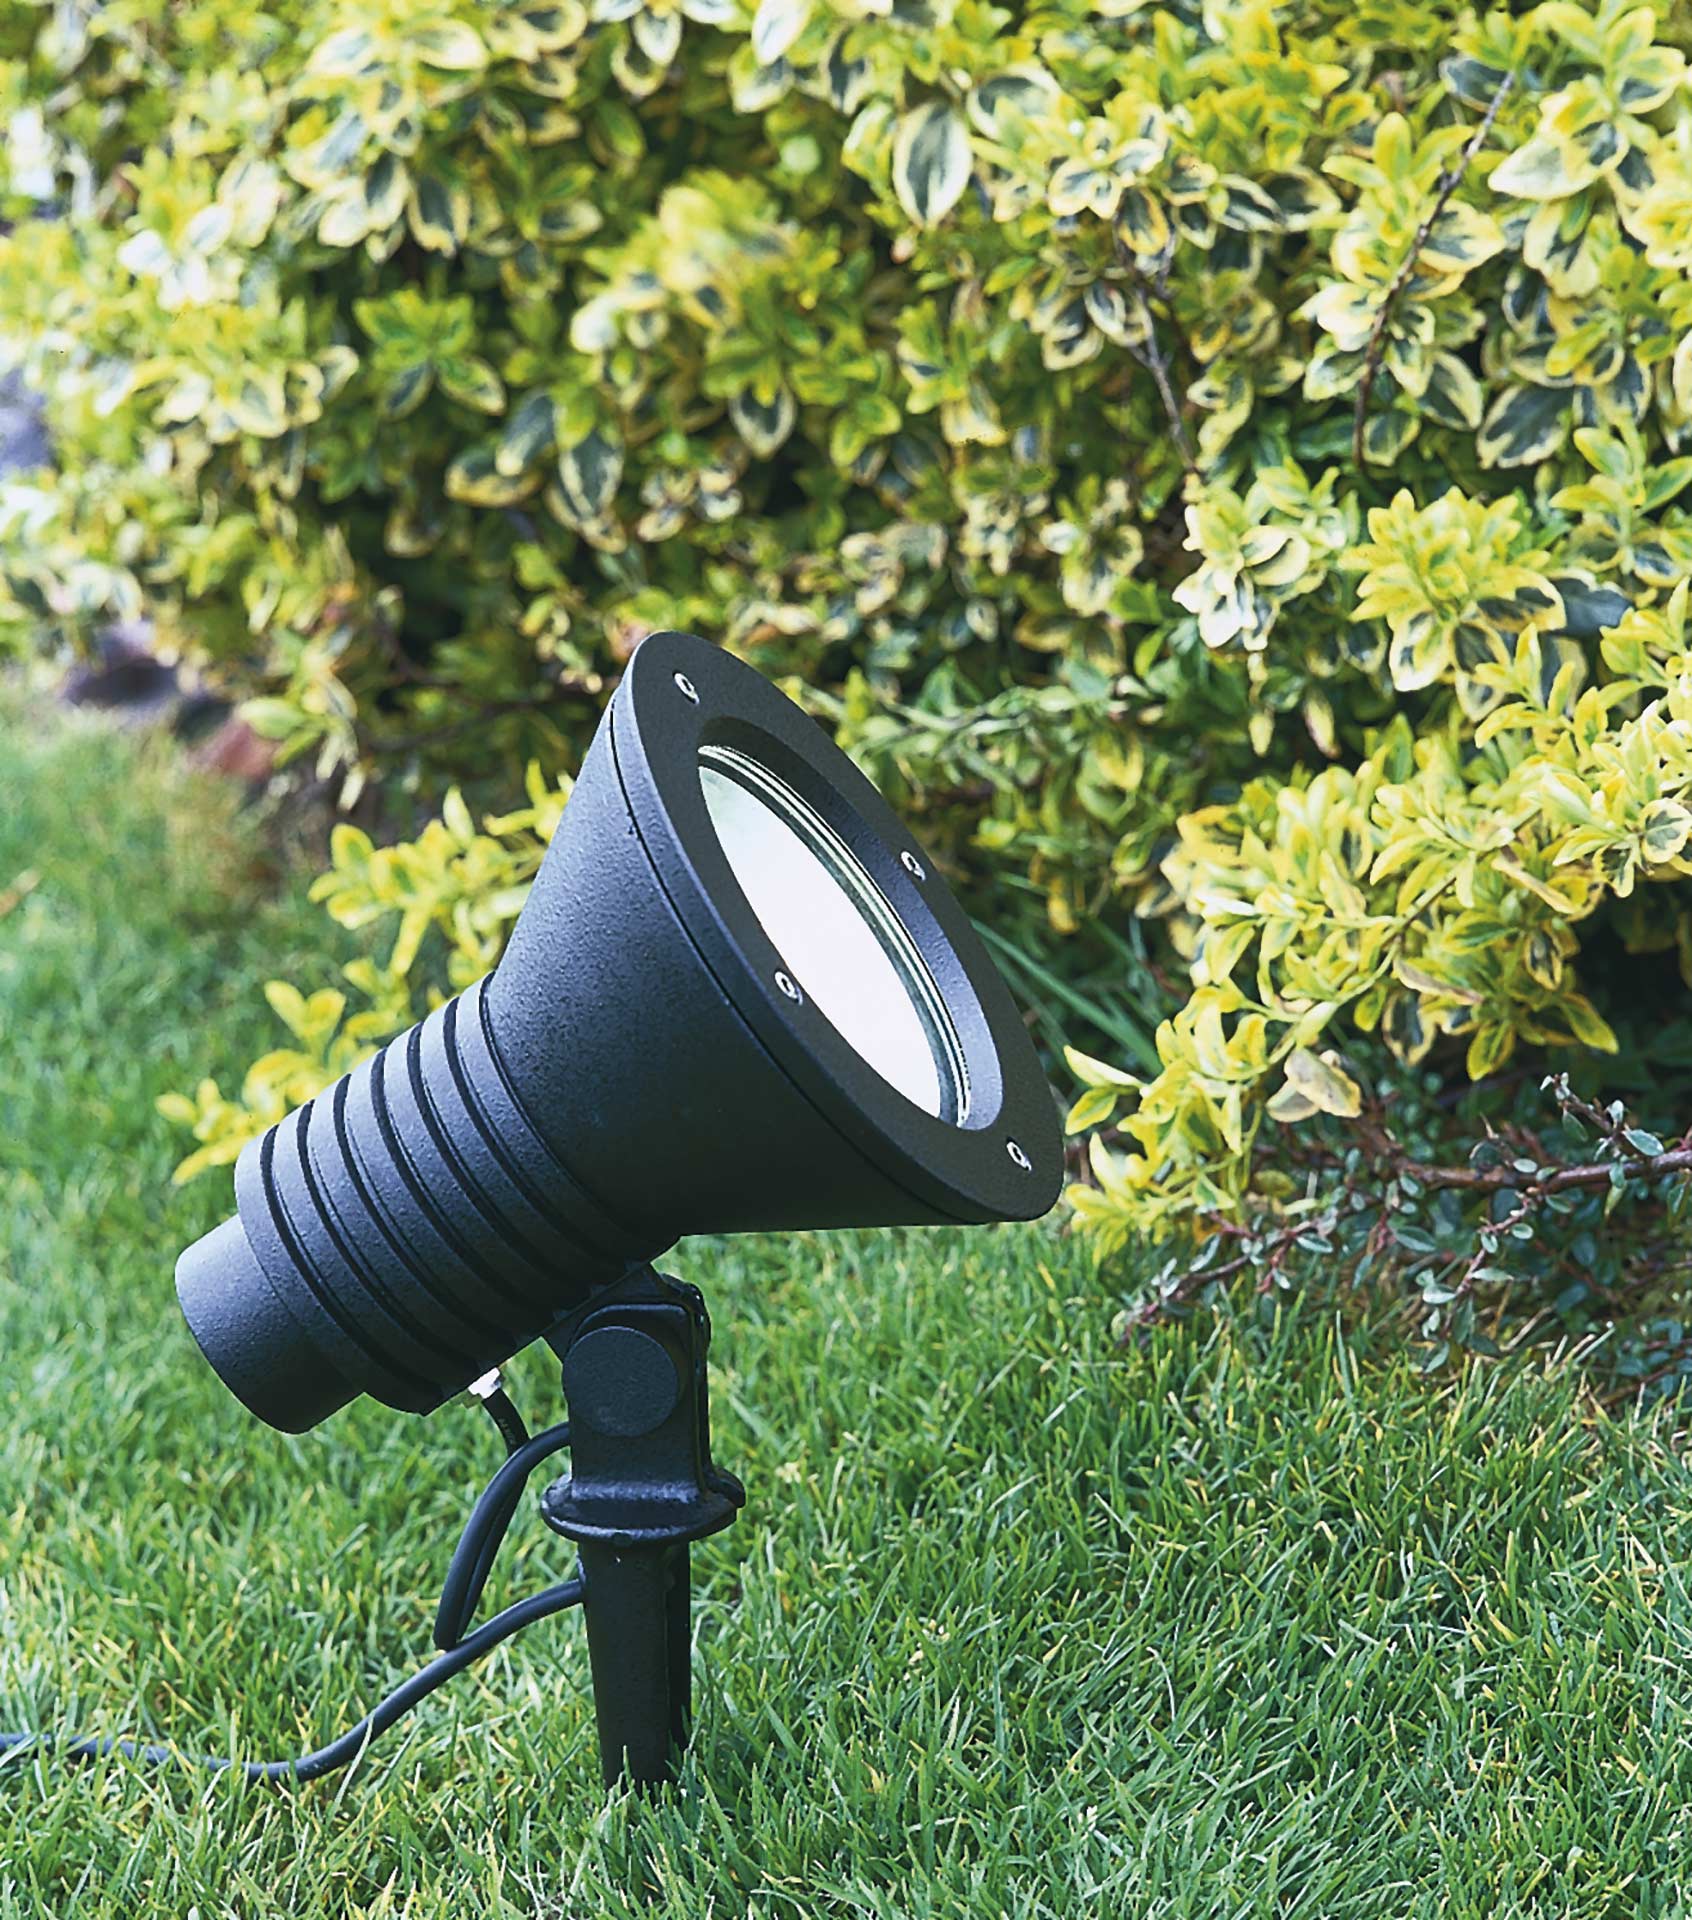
[698,745,969,1124]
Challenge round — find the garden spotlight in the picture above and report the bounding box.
[178,629,1059,1431]
[163,628,1061,1787]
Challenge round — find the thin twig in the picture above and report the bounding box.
[1401,1146,1692,1197]
[1351,72,1514,467]
[1124,1075,1692,1342]
[1127,284,1197,476]
[1124,1204,1342,1333]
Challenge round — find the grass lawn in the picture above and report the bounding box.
[3,698,1692,1918]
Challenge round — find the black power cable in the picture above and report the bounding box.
[0,1391,577,1783]
[434,1421,570,1650]
[475,1382,531,1454]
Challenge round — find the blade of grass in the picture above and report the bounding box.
[973,919,1162,1074]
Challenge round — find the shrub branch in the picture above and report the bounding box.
[1125,1076,1692,1347]
[1351,72,1515,466]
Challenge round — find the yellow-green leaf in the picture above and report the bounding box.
[1492,133,1598,201]
[1066,1085,1121,1132]
[445,448,543,507]
[411,20,487,69]
[1640,798,1692,864]
[1465,1022,1514,1080]
[439,355,507,414]
[1275,1046,1363,1119]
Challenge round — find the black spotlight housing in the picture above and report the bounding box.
[176,630,1061,1435]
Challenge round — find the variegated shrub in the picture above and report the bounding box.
[4,0,1692,1348]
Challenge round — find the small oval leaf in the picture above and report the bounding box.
[892,101,971,228]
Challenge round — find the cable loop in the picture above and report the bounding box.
[1,1393,576,1783]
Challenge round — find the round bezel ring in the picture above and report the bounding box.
[607,631,1062,1224]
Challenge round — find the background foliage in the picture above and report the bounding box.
[5,0,1692,1363]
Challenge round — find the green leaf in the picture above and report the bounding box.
[441,787,476,845]
[1639,799,1692,864]
[439,355,507,414]
[1239,527,1309,587]
[1419,202,1503,274]
[1361,407,1419,466]
[1549,575,1628,640]
[630,7,681,66]
[409,174,470,254]
[352,293,410,348]
[1374,113,1414,184]
[1562,995,1617,1050]
[445,447,543,507]
[1063,1046,1144,1092]
[219,156,285,247]
[242,699,304,741]
[1522,929,1562,990]
[496,392,556,476]
[829,393,899,467]
[318,192,372,249]
[1217,175,1283,233]
[555,427,623,522]
[891,101,971,228]
[309,26,378,76]
[1257,168,1339,229]
[1643,458,1692,512]
[289,111,367,191]
[225,373,288,437]
[819,30,871,114]
[728,385,797,456]
[1442,55,1511,109]
[1421,352,1484,430]
[1115,186,1170,256]
[1477,384,1569,468]
[381,363,434,419]
[116,229,171,279]
[364,153,409,232]
[263,979,310,1036]
[1465,1022,1515,1080]
[966,66,1060,138]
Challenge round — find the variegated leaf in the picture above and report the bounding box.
[555,427,624,523]
[728,386,797,457]
[891,101,971,228]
